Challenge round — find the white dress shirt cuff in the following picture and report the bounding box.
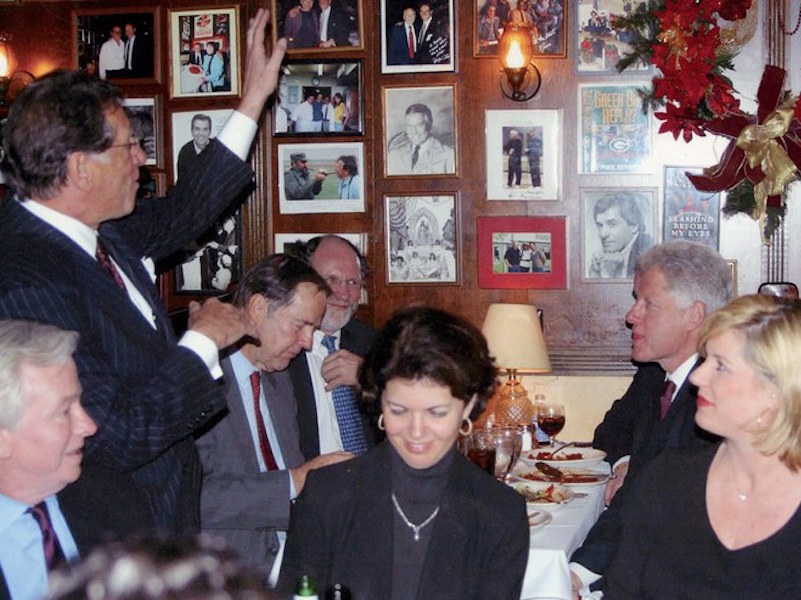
[217,110,258,161]
[178,330,222,379]
[569,562,602,596]
[612,455,630,471]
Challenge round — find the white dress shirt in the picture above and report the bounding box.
[306,329,346,453]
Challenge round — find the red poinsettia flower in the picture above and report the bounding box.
[795,95,801,122]
[718,0,752,21]
[656,102,707,142]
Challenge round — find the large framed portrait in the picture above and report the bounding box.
[383,84,457,178]
[581,187,656,282]
[485,109,561,201]
[578,82,654,174]
[123,97,161,167]
[171,109,233,182]
[385,194,460,285]
[576,0,649,74]
[473,0,566,58]
[277,142,365,214]
[272,0,363,51]
[381,0,454,73]
[275,60,363,135]
[477,216,567,289]
[168,7,240,98]
[73,8,160,82]
[663,166,720,250]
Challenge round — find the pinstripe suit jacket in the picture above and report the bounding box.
[0,139,253,545]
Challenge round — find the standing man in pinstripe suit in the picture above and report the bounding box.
[0,9,286,550]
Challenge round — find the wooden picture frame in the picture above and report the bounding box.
[168,6,240,98]
[381,0,455,73]
[663,166,720,250]
[124,96,161,167]
[272,0,363,52]
[580,187,657,282]
[473,0,566,58]
[277,142,366,214]
[383,84,457,178]
[275,60,363,135]
[477,216,567,289]
[385,193,460,285]
[73,7,160,83]
[485,108,561,201]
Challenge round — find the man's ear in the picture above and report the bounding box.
[687,300,706,330]
[0,428,12,461]
[247,293,268,324]
[66,152,93,192]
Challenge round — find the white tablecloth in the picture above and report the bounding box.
[520,482,606,600]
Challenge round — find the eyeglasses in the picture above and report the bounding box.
[108,136,141,152]
[325,275,362,291]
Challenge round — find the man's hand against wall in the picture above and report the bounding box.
[321,349,363,390]
[237,8,287,122]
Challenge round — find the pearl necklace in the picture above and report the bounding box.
[391,492,440,542]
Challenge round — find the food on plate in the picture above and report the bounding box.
[515,483,573,504]
[520,469,607,485]
[531,450,584,461]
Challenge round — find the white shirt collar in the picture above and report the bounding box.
[667,353,698,392]
[21,199,98,258]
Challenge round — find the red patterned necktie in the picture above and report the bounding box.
[28,502,66,571]
[659,380,677,420]
[407,26,415,59]
[250,371,278,470]
[95,237,126,290]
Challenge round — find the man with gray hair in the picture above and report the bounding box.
[570,240,732,595]
[0,320,97,599]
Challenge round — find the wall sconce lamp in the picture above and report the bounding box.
[0,33,34,108]
[498,25,542,102]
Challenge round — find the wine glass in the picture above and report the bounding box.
[536,402,565,447]
[468,426,523,481]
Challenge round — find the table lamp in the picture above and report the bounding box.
[481,303,551,426]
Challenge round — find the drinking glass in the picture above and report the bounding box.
[536,402,565,447]
[467,426,523,481]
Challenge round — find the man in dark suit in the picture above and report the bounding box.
[0,10,286,547]
[122,22,153,78]
[0,321,96,600]
[387,7,418,66]
[277,235,379,462]
[569,240,733,595]
[317,0,352,47]
[195,254,352,583]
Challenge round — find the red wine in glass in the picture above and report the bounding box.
[467,447,496,476]
[537,402,565,446]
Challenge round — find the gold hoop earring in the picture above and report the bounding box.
[460,417,473,437]
[378,414,385,431]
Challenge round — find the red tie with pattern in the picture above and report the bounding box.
[250,371,278,470]
[28,502,66,571]
[408,26,415,59]
[95,237,126,290]
[659,379,677,420]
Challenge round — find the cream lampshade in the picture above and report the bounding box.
[481,303,551,426]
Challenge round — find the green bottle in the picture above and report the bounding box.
[294,575,319,600]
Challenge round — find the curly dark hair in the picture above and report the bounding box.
[359,306,498,420]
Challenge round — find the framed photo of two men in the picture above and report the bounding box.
[381,0,455,73]
[73,8,160,83]
[272,0,363,51]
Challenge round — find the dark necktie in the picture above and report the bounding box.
[407,26,415,59]
[28,502,66,571]
[321,335,368,455]
[124,40,131,68]
[95,237,126,290]
[411,145,421,169]
[250,371,278,470]
[659,379,677,420]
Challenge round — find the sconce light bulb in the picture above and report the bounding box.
[506,40,525,69]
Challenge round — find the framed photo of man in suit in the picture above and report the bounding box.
[73,8,160,83]
[272,0,363,51]
[123,97,161,167]
[581,187,657,282]
[381,0,455,73]
[383,85,457,178]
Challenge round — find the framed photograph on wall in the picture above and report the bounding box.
[381,0,454,73]
[73,8,160,82]
[171,109,233,181]
[576,0,649,74]
[485,109,561,201]
[275,60,363,135]
[278,142,365,214]
[168,7,239,98]
[473,0,566,58]
[383,84,457,177]
[272,0,363,51]
[663,166,720,250]
[581,187,656,282]
[578,82,653,174]
[385,194,459,284]
[124,97,161,167]
[477,216,567,289]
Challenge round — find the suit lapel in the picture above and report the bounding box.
[288,353,320,460]
[0,565,10,600]
[263,369,304,469]
[220,358,262,472]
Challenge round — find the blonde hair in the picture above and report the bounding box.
[699,294,801,470]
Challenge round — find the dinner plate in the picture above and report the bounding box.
[527,508,553,532]
[514,467,610,488]
[519,447,608,470]
[508,480,575,510]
